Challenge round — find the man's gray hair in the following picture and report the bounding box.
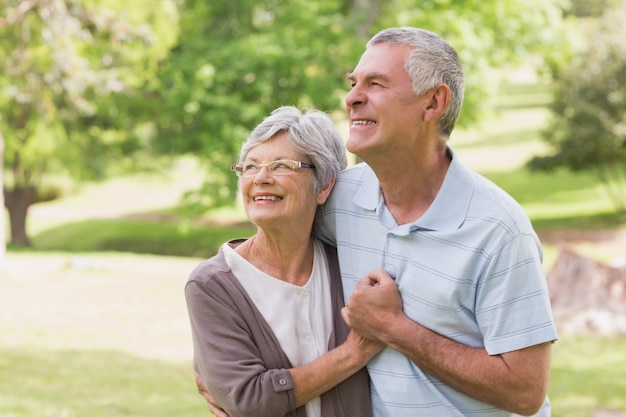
[368,27,464,139]
[239,106,347,195]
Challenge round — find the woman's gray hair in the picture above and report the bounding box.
[367,27,464,139]
[238,106,347,196]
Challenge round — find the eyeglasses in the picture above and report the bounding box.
[231,159,316,177]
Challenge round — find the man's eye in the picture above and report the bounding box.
[244,164,259,171]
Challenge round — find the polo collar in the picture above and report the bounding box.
[352,148,474,231]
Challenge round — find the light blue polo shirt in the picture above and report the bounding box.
[318,149,558,417]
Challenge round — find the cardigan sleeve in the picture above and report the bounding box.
[320,242,373,417]
[185,257,302,417]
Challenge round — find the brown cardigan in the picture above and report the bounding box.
[185,239,372,417]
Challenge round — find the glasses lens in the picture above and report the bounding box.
[231,163,243,176]
[242,163,259,176]
[269,160,296,175]
[235,160,306,176]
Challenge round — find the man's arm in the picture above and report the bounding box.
[342,269,552,417]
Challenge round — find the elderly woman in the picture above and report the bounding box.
[185,106,380,417]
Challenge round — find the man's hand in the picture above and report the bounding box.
[341,269,403,342]
[344,328,385,360]
[195,371,229,417]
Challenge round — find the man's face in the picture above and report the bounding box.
[344,43,429,161]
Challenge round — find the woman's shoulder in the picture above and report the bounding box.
[187,239,247,286]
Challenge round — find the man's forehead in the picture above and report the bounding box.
[347,45,411,80]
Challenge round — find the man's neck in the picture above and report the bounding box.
[374,146,451,225]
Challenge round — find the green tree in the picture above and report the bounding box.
[529,11,626,215]
[157,0,567,218]
[0,0,178,246]
[155,0,366,217]
[379,0,569,124]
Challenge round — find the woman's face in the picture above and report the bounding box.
[239,133,323,233]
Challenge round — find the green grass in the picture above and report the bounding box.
[1,335,623,417]
[29,217,255,258]
[550,335,626,416]
[0,346,209,417]
[483,167,625,231]
[0,251,216,417]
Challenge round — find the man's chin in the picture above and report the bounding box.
[346,137,367,156]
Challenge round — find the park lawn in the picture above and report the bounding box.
[550,335,626,416]
[0,251,217,417]
[0,346,209,417]
[0,334,624,417]
[3,75,624,417]
[30,217,255,259]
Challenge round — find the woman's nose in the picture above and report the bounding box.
[253,165,274,184]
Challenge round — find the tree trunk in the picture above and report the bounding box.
[547,246,626,335]
[0,133,4,266]
[4,186,38,247]
[350,0,382,39]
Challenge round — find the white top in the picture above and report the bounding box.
[224,239,333,417]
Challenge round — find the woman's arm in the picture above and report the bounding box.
[186,275,381,417]
[291,329,381,406]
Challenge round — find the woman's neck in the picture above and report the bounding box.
[236,233,315,286]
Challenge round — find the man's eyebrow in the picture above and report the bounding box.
[346,72,389,82]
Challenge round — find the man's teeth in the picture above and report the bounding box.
[254,196,282,201]
[353,120,376,125]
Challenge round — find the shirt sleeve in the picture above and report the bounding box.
[476,233,558,355]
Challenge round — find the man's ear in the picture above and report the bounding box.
[316,177,336,205]
[424,83,451,122]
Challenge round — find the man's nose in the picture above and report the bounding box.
[345,84,365,108]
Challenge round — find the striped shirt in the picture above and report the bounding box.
[318,149,558,417]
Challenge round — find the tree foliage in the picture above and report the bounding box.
[1,0,571,246]
[0,0,177,245]
[154,0,365,215]
[378,0,568,123]
[528,11,626,215]
[156,0,568,217]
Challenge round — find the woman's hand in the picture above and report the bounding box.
[195,371,229,417]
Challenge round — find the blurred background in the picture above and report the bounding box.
[1,0,625,416]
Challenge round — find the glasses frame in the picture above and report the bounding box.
[231,159,316,177]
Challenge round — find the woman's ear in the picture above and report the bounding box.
[316,177,336,205]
